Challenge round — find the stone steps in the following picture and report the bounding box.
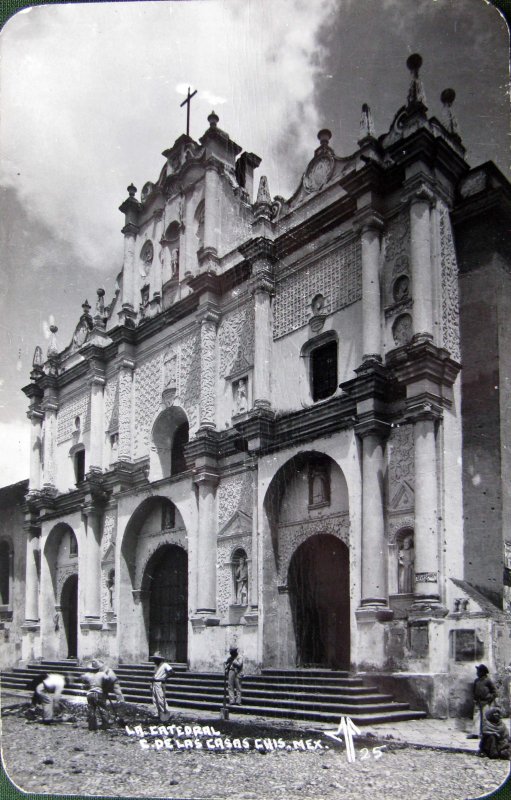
[0,661,427,726]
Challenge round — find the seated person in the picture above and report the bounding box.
[479,708,510,760]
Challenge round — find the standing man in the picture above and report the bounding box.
[33,673,69,724]
[80,659,109,731]
[150,651,173,722]
[225,647,243,705]
[469,664,498,738]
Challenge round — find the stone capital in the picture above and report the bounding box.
[239,236,277,266]
[401,181,436,209]
[354,416,391,440]
[121,222,140,237]
[27,408,44,422]
[353,209,384,235]
[197,306,221,328]
[41,399,59,414]
[193,468,220,488]
[405,399,443,423]
[119,357,136,372]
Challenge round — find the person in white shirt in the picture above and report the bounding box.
[34,673,69,723]
[150,652,173,722]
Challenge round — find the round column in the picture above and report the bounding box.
[28,411,43,491]
[42,401,58,489]
[359,431,388,609]
[121,229,136,311]
[195,477,218,614]
[409,187,435,339]
[413,413,441,604]
[24,525,40,623]
[360,217,383,361]
[83,506,102,621]
[252,268,273,409]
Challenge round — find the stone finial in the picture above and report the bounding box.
[32,345,43,369]
[47,324,59,359]
[406,53,427,109]
[440,88,460,136]
[317,129,332,149]
[96,287,105,314]
[208,110,219,128]
[82,299,91,317]
[127,183,137,198]
[256,175,272,205]
[359,103,375,140]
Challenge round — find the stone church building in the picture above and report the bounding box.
[4,55,511,716]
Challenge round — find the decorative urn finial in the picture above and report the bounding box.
[359,103,375,140]
[406,53,427,109]
[127,183,137,198]
[47,324,59,359]
[440,88,460,136]
[317,129,332,149]
[208,110,219,128]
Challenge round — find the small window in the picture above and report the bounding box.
[69,532,78,557]
[74,449,86,484]
[311,340,337,401]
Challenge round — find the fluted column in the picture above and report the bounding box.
[24,523,40,623]
[195,475,219,617]
[407,185,435,340]
[358,214,383,361]
[412,409,441,607]
[28,410,43,491]
[118,357,135,461]
[88,372,105,471]
[83,506,102,621]
[358,429,389,612]
[249,465,259,609]
[199,311,219,429]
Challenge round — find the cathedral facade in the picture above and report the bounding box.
[10,56,511,717]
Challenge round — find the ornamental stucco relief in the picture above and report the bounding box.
[57,394,91,443]
[217,535,251,615]
[218,305,254,378]
[218,473,253,527]
[277,512,350,584]
[439,204,461,361]
[273,241,361,340]
[134,353,163,459]
[104,380,119,433]
[383,212,411,307]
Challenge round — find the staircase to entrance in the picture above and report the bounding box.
[1,661,427,725]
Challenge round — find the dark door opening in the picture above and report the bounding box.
[288,534,350,669]
[61,573,78,659]
[147,545,188,662]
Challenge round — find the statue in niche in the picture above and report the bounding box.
[392,314,413,347]
[234,554,248,605]
[106,569,115,611]
[393,275,410,303]
[398,535,415,593]
[309,462,330,506]
[170,248,179,278]
[234,378,248,415]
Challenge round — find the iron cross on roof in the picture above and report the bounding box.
[180,86,198,137]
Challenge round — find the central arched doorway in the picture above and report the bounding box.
[145,545,188,662]
[288,534,350,669]
[61,573,78,659]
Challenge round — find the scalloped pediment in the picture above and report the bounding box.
[218,509,252,539]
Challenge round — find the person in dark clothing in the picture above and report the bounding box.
[479,708,510,759]
[224,647,243,705]
[468,664,498,738]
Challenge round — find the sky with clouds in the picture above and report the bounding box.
[0,0,508,485]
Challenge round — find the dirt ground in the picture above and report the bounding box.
[1,697,509,800]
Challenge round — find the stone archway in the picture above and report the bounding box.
[143,544,188,662]
[262,451,350,669]
[288,534,349,669]
[60,573,78,658]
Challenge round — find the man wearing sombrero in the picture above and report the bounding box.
[150,652,173,722]
[79,659,109,731]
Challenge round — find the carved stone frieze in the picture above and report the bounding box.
[277,512,350,584]
[180,332,200,433]
[56,565,78,597]
[439,203,461,361]
[273,241,361,340]
[387,514,415,545]
[218,305,255,379]
[118,361,135,461]
[200,318,217,427]
[57,394,91,443]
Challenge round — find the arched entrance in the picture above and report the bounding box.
[288,534,349,669]
[144,545,188,662]
[61,573,78,658]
